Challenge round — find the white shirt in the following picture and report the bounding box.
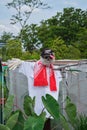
[19,61,62,117]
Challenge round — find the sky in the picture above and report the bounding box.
[0,0,87,36]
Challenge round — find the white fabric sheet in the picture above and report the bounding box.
[19,61,62,117]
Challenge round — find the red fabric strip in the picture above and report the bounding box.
[34,61,57,91]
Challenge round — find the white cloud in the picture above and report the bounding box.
[0,24,10,32]
[64,0,78,7]
[21,5,40,13]
[0,24,20,35]
[12,25,20,32]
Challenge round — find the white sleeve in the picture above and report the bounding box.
[18,61,35,76]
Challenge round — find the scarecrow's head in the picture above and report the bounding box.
[40,49,55,65]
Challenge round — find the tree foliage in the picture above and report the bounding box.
[6,39,22,59]
[1,6,87,60]
[6,0,49,53]
[36,7,87,59]
[19,24,40,52]
[0,32,13,43]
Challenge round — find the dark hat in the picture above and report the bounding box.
[41,49,54,59]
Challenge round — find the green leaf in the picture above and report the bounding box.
[23,95,35,116]
[60,114,70,130]
[24,115,46,130]
[65,96,77,125]
[42,94,59,119]
[0,124,10,130]
[39,111,46,122]
[9,110,25,130]
[74,114,87,130]
[3,95,14,120]
[6,111,19,130]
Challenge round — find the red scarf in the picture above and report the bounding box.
[34,60,57,91]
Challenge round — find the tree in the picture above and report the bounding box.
[6,0,49,52]
[37,19,61,49]
[6,39,22,59]
[77,28,87,58]
[48,37,69,59]
[19,24,40,52]
[50,37,81,59]
[6,0,49,29]
[0,32,13,43]
[59,7,87,44]
[0,32,13,61]
[36,7,87,59]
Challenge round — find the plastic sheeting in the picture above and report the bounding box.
[7,61,87,115]
[60,63,87,115]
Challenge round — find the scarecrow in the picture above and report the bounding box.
[8,49,62,130]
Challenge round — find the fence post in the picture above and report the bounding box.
[0,58,3,124]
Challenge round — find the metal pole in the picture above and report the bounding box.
[0,58,3,124]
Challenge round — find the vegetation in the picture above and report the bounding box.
[0,1,87,129]
[0,6,87,60]
[0,94,87,130]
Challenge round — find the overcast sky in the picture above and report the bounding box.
[0,0,87,36]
